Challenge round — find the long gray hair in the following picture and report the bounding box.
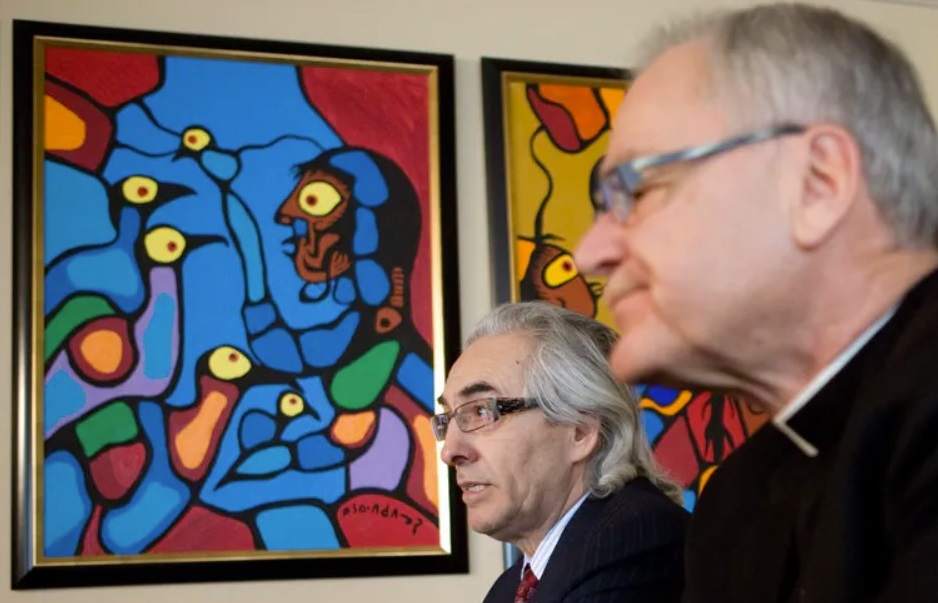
[638,3,938,248]
[466,302,683,503]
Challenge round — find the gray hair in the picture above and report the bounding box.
[637,3,938,248]
[466,301,683,503]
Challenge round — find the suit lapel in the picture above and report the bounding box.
[484,558,524,603]
[532,495,607,603]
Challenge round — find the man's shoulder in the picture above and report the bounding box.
[574,478,689,553]
[596,478,689,525]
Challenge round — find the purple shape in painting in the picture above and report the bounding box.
[44,267,180,437]
[349,407,408,491]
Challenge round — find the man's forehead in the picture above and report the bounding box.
[437,380,498,409]
[605,42,724,166]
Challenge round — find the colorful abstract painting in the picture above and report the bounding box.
[12,20,464,588]
[482,58,769,514]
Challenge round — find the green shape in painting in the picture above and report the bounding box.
[45,295,117,362]
[75,401,138,458]
[331,341,400,411]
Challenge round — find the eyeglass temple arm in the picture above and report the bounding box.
[628,123,807,175]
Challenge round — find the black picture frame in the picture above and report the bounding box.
[12,19,465,589]
[481,57,629,309]
[480,57,770,570]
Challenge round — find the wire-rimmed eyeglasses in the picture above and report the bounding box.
[590,123,806,222]
[430,397,537,441]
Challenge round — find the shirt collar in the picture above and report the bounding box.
[522,493,589,579]
[772,306,896,457]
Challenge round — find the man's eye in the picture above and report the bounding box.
[473,405,492,419]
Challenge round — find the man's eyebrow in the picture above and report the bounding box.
[459,381,498,399]
[436,381,498,410]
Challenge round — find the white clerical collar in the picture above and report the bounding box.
[772,306,896,457]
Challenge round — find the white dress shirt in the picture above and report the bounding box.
[522,493,589,579]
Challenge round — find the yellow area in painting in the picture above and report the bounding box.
[175,391,228,469]
[640,389,693,416]
[79,330,123,375]
[208,346,252,380]
[413,414,439,510]
[331,410,376,446]
[45,95,86,151]
[538,84,606,141]
[504,80,618,327]
[698,465,718,493]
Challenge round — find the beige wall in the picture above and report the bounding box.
[2,0,937,601]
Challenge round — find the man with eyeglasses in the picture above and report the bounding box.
[435,302,687,603]
[575,4,938,603]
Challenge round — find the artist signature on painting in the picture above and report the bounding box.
[341,500,426,536]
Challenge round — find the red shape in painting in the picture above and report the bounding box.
[45,80,113,171]
[652,415,700,488]
[88,441,147,501]
[67,316,135,384]
[526,85,582,152]
[384,385,435,516]
[46,47,159,108]
[299,66,432,345]
[337,493,438,547]
[168,375,242,483]
[686,392,747,464]
[148,506,256,553]
[79,505,107,555]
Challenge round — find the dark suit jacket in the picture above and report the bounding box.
[684,267,938,603]
[484,477,688,603]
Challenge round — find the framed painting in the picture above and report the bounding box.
[481,57,769,556]
[12,20,465,588]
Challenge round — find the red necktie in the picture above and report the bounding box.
[514,564,539,603]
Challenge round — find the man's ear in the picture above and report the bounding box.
[570,417,601,464]
[789,124,862,249]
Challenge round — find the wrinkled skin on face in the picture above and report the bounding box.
[276,169,352,283]
[439,332,597,554]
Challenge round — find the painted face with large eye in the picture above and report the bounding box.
[520,242,598,317]
[276,169,352,283]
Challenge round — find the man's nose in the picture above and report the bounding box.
[440,422,474,467]
[573,212,627,277]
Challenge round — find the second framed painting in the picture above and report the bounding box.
[481,57,769,518]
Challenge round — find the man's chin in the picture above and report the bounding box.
[469,513,507,540]
[609,332,716,393]
[608,334,662,384]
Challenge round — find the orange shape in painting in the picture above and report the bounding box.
[331,410,376,448]
[174,391,229,470]
[383,385,437,516]
[538,84,606,141]
[45,95,86,150]
[698,465,718,494]
[641,389,693,417]
[515,238,536,280]
[168,376,241,482]
[69,317,133,383]
[78,329,124,376]
[599,87,626,116]
[412,414,438,510]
